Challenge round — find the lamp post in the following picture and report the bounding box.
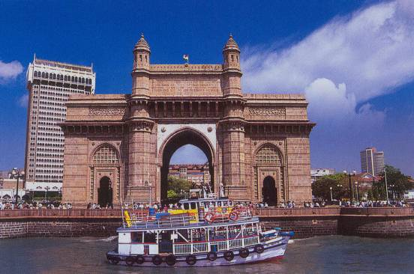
[29,189,34,202]
[354,181,360,202]
[329,186,333,201]
[343,170,356,203]
[384,167,389,204]
[11,168,25,205]
[45,186,50,202]
[389,184,395,201]
[145,181,152,206]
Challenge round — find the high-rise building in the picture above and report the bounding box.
[360,147,385,176]
[24,56,96,192]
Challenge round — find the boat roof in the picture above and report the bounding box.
[117,217,259,233]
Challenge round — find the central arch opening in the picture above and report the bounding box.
[160,129,214,204]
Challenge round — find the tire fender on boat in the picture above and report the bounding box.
[186,254,197,265]
[239,248,249,258]
[207,251,217,261]
[152,255,163,266]
[254,244,265,254]
[224,251,234,261]
[125,256,135,266]
[109,256,120,265]
[166,254,176,266]
[136,255,145,265]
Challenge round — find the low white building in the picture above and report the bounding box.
[311,168,336,183]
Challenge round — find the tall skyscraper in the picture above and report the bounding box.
[24,56,96,192]
[360,147,385,176]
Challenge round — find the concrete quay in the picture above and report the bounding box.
[0,207,413,239]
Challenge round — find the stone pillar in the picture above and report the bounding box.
[221,118,248,200]
[127,119,155,203]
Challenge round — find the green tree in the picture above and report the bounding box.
[167,176,192,200]
[375,165,414,200]
[312,174,347,201]
[367,189,374,201]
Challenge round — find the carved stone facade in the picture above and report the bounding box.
[61,35,315,207]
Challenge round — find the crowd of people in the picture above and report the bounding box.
[0,199,411,211]
[0,200,73,210]
[86,202,113,209]
[339,200,409,208]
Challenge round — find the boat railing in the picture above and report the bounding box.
[172,235,260,255]
[127,213,193,229]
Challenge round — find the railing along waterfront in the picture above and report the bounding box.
[0,209,124,218]
[0,207,413,219]
[254,207,414,217]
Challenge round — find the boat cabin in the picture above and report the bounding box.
[117,219,261,256]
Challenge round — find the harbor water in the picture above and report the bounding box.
[0,235,413,274]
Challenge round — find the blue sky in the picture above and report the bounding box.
[0,0,413,176]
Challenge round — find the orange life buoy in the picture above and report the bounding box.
[204,212,215,223]
[228,211,239,221]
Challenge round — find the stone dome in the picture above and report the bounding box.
[134,33,151,52]
[223,34,240,52]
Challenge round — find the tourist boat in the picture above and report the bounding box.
[106,191,293,267]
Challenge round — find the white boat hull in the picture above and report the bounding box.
[106,236,290,267]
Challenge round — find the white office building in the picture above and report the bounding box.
[24,56,96,191]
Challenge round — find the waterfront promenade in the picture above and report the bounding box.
[0,207,413,239]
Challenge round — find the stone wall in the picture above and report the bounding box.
[0,218,121,239]
[0,208,412,239]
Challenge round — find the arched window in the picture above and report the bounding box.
[256,144,282,166]
[93,145,119,165]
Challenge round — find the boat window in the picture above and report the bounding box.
[191,228,207,242]
[131,232,143,243]
[184,203,189,210]
[144,232,156,243]
[190,202,196,209]
[177,229,190,242]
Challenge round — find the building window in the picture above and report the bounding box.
[256,144,281,166]
[93,145,119,165]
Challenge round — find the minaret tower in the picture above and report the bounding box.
[222,34,242,98]
[127,34,155,202]
[132,33,151,97]
[220,35,247,199]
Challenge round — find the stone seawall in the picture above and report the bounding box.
[0,208,413,239]
[0,218,122,239]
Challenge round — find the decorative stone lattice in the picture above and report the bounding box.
[93,145,119,165]
[249,107,286,117]
[89,107,125,116]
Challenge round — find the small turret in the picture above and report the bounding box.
[223,34,240,71]
[133,34,151,70]
[132,34,151,96]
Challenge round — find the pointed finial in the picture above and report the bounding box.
[223,33,240,52]
[134,33,151,52]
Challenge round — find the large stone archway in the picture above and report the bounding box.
[158,127,215,202]
[61,35,315,207]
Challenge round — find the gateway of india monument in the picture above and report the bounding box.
[60,34,315,207]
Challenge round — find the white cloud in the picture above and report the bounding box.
[0,60,24,83]
[241,0,413,124]
[18,94,29,108]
